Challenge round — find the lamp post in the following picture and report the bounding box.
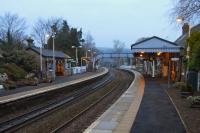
[86,49,91,58]
[40,44,43,80]
[45,34,50,45]
[92,51,96,71]
[176,17,191,80]
[81,49,91,67]
[72,45,82,66]
[51,25,56,80]
[45,34,50,78]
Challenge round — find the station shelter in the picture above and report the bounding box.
[27,46,72,78]
[131,36,183,81]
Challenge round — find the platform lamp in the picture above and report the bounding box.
[44,34,50,78]
[51,24,57,80]
[176,16,191,80]
[86,49,91,58]
[72,45,82,66]
[92,51,97,71]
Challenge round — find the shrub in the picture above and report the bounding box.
[173,82,186,89]
[16,79,38,87]
[3,80,16,89]
[2,50,39,73]
[173,82,193,92]
[187,96,200,105]
[186,84,193,92]
[0,63,27,81]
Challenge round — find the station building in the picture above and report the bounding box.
[131,36,182,81]
[27,46,72,78]
[175,23,200,91]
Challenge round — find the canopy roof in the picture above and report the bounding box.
[131,36,182,53]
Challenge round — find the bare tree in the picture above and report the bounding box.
[113,40,125,53]
[32,17,63,45]
[83,32,96,50]
[172,0,200,22]
[113,40,125,67]
[0,12,27,46]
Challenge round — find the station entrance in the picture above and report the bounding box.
[131,36,182,81]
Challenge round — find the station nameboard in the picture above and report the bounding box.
[171,57,179,61]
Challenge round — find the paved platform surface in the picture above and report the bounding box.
[0,68,108,104]
[84,70,145,133]
[131,78,186,133]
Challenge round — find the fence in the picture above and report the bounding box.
[188,71,200,92]
[72,66,87,75]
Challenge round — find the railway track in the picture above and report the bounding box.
[0,69,134,133]
[52,69,134,133]
[0,72,113,133]
[51,77,118,133]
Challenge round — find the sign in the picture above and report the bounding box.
[0,85,3,89]
[171,57,179,61]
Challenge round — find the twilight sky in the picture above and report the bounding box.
[0,0,181,48]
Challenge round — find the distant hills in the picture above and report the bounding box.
[97,47,132,53]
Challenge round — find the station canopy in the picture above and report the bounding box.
[131,36,182,53]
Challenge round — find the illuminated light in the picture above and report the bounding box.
[157,52,161,56]
[141,51,144,54]
[140,54,143,57]
[176,16,184,24]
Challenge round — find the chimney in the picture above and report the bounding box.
[182,23,190,35]
[26,37,34,48]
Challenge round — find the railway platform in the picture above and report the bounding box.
[0,68,108,104]
[84,69,186,133]
[84,70,145,133]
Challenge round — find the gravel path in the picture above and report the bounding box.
[0,70,101,97]
[131,78,186,133]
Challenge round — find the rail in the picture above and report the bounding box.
[0,70,111,133]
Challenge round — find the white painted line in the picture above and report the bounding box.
[165,89,190,133]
